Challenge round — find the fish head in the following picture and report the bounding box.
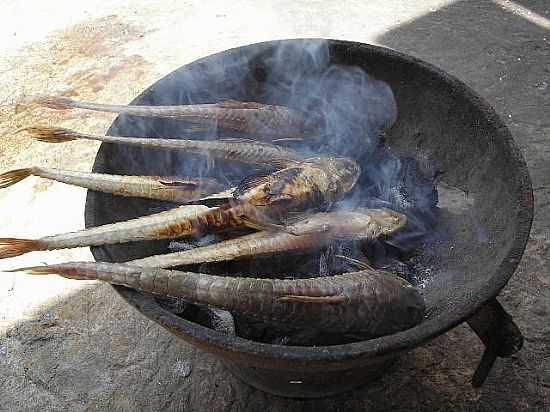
[239,166,317,209]
[334,208,407,239]
[324,208,406,240]
[365,208,407,236]
[311,157,361,195]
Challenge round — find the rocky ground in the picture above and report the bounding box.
[0,0,548,410]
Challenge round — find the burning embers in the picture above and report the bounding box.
[2,43,438,346]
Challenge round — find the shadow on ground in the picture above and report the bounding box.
[1,0,549,410]
[0,282,525,411]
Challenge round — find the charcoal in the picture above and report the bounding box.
[208,308,236,336]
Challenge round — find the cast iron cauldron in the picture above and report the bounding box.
[84,39,533,398]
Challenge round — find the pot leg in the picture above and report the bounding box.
[466,298,523,387]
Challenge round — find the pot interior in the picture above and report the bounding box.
[85,39,532,359]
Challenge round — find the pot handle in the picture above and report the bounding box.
[466,298,523,387]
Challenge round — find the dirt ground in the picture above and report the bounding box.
[0,1,548,410]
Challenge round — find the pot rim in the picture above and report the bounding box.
[86,39,534,365]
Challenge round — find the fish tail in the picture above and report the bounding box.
[18,126,78,143]
[0,168,33,189]
[6,265,56,275]
[33,96,76,110]
[0,238,44,259]
[6,263,89,280]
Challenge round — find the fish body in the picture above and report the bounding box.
[22,127,304,168]
[0,157,360,259]
[0,167,224,203]
[145,157,362,239]
[13,262,425,337]
[239,157,361,218]
[32,97,321,139]
[0,205,210,258]
[130,208,406,268]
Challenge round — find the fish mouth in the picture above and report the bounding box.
[370,208,408,234]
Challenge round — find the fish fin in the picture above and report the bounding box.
[278,295,346,304]
[0,238,43,259]
[216,99,265,109]
[218,137,261,144]
[33,96,76,110]
[187,188,236,206]
[18,126,78,143]
[335,255,375,271]
[289,224,331,236]
[271,137,305,143]
[240,215,286,232]
[191,198,230,207]
[6,265,56,275]
[158,180,199,189]
[0,168,33,189]
[235,172,272,195]
[270,165,303,178]
[268,159,301,170]
[6,263,89,280]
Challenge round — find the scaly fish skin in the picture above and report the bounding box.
[11,261,425,337]
[0,167,225,203]
[21,127,304,168]
[240,157,361,217]
[31,97,321,139]
[0,153,359,258]
[130,208,406,269]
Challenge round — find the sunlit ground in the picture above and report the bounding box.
[0,0,460,334]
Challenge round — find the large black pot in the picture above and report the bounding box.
[85,39,533,398]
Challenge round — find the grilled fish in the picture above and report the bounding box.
[0,167,224,203]
[9,262,425,337]
[130,208,405,268]
[21,126,304,168]
[238,156,361,215]
[28,96,321,139]
[0,157,360,259]
[0,205,209,259]
[130,156,362,240]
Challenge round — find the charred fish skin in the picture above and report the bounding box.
[31,97,320,139]
[21,127,304,169]
[240,157,361,217]
[13,262,425,336]
[0,167,225,203]
[0,157,359,259]
[308,157,362,196]
[129,208,407,269]
[126,157,363,246]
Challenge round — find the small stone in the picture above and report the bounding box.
[174,359,193,378]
